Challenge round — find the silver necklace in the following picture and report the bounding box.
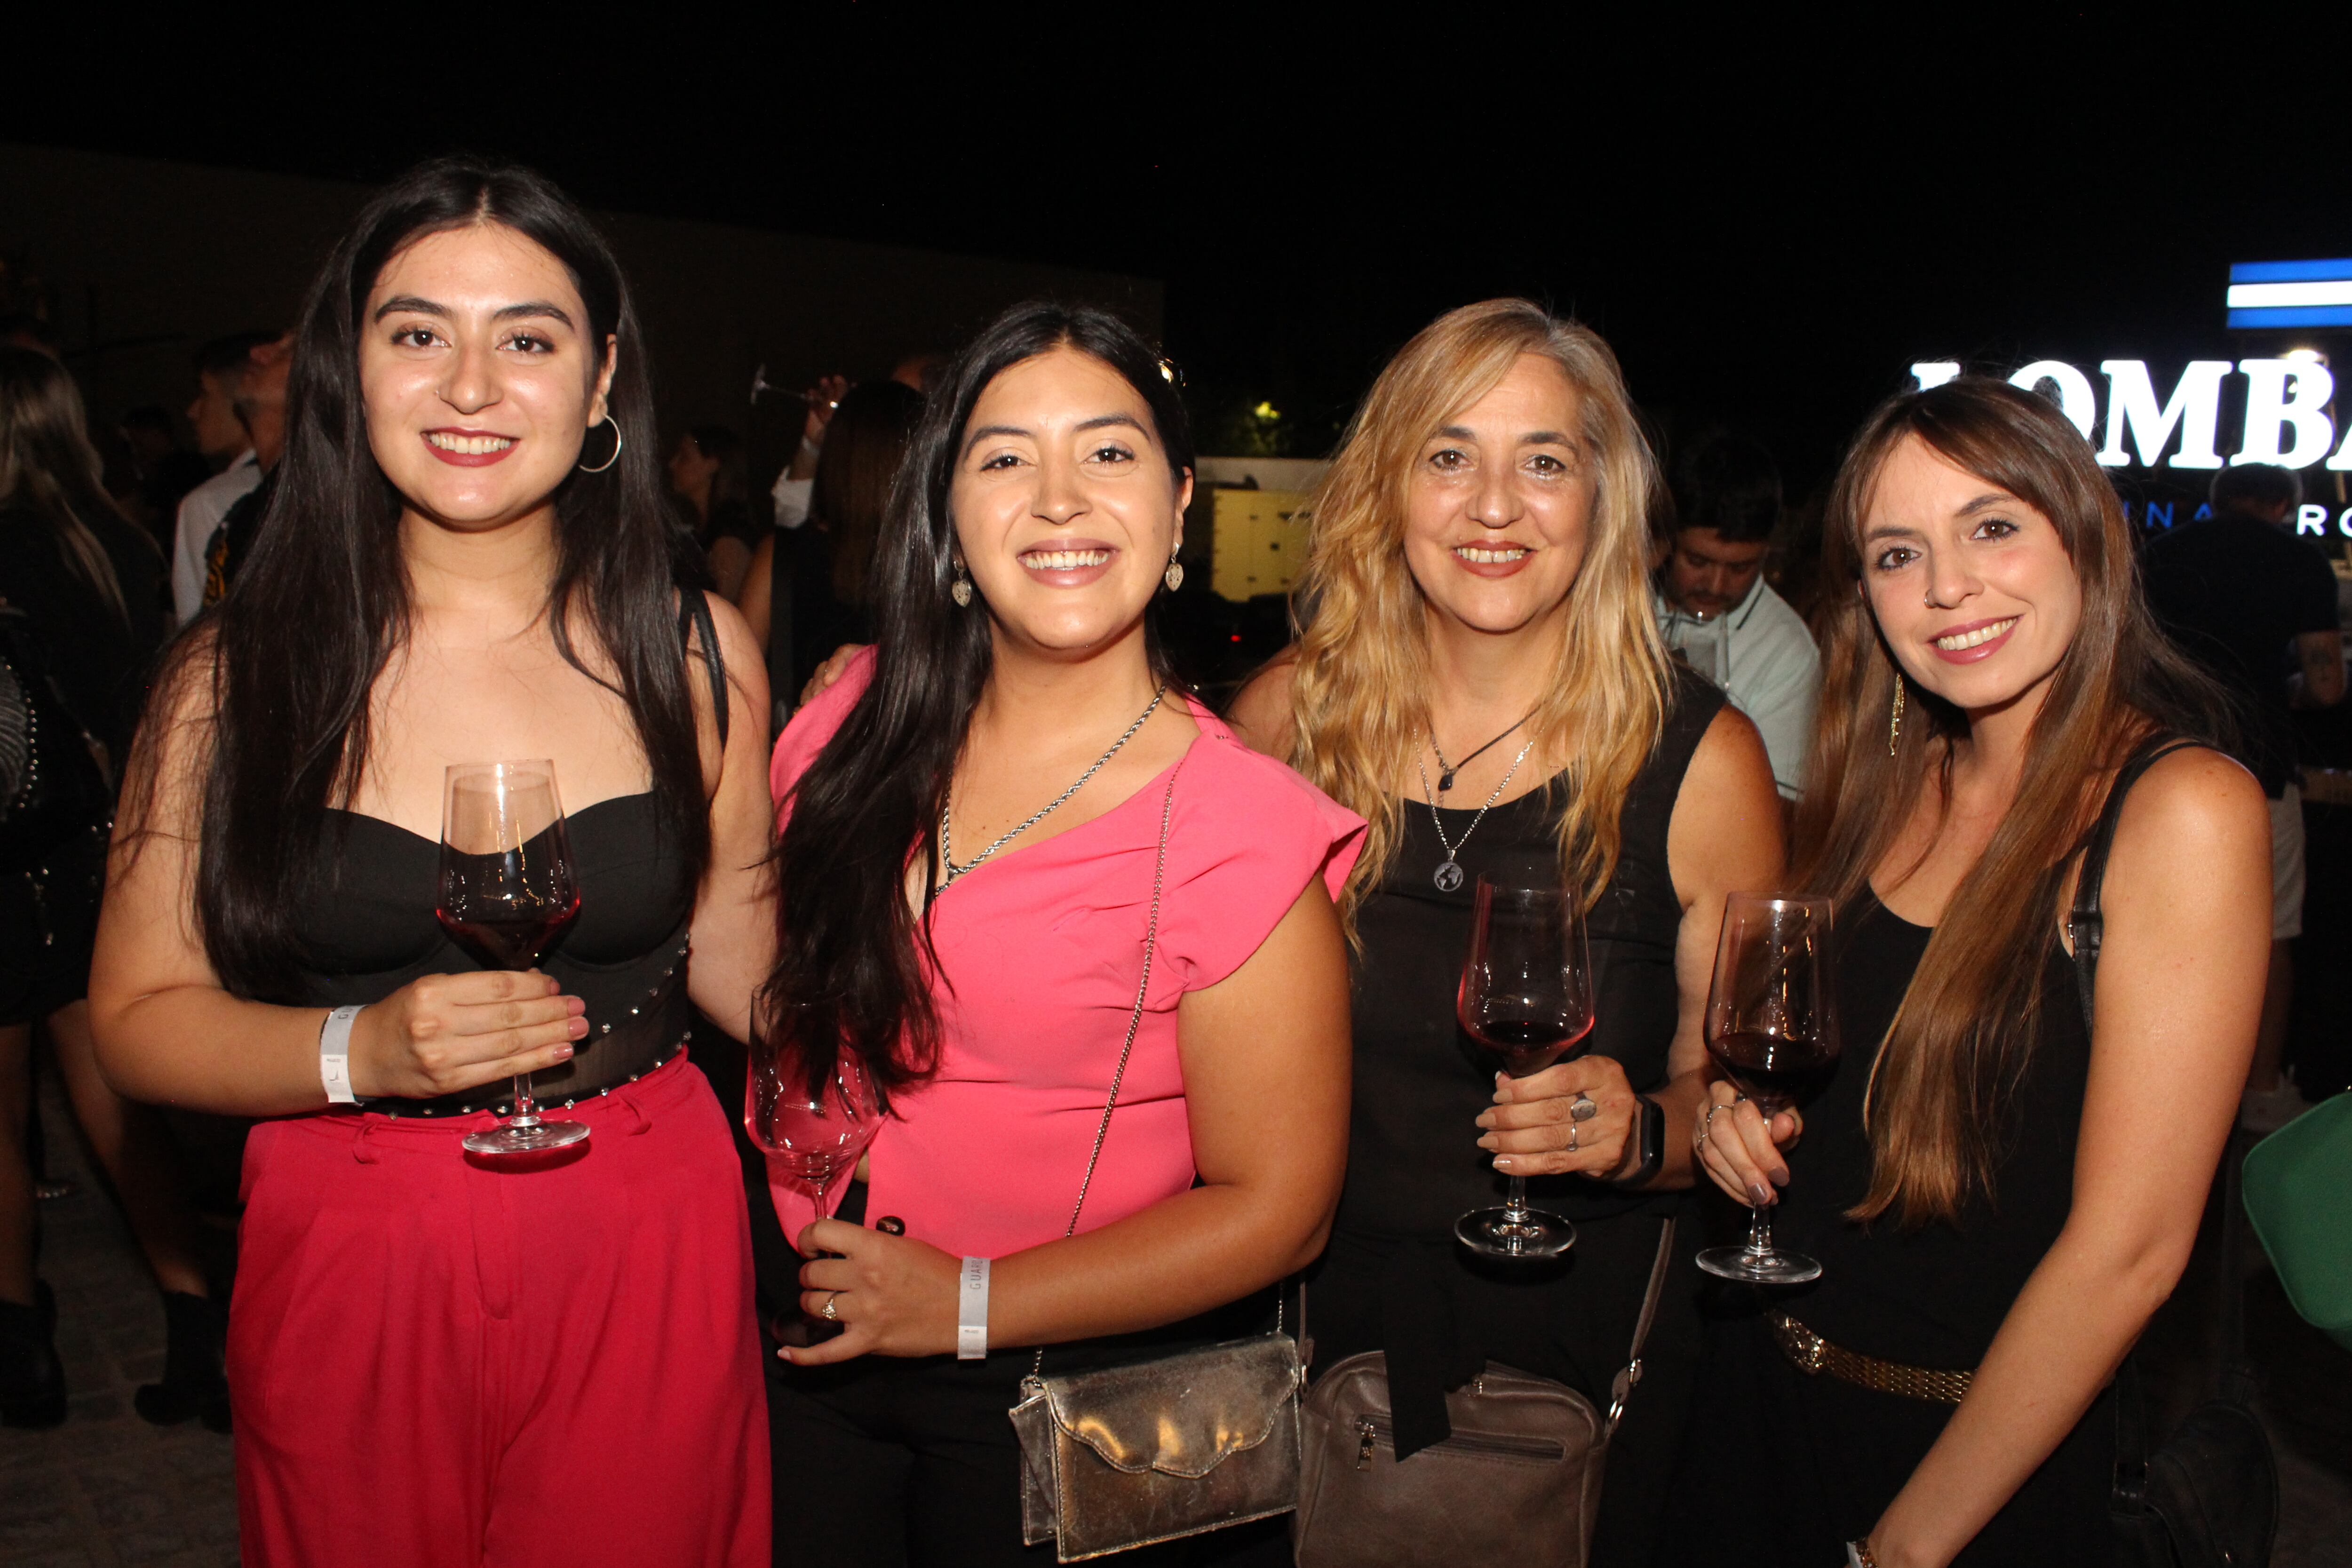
[1415,733,1537,892]
[1430,713,1531,794]
[939,685,1167,890]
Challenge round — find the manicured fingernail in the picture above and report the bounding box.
[1476,1135,1496,1151]
[1475,1112,1494,1129]
[1770,1167,1789,1188]
[1494,1157,1514,1171]
[555,1045,575,1060]
[568,1018,588,1038]
[1747,1182,1772,1208]
[567,997,588,1015]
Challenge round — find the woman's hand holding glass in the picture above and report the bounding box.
[1478,1052,1642,1180]
[785,1218,963,1366]
[344,969,588,1100]
[1692,1082,1802,1210]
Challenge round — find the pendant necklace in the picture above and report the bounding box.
[939,685,1167,890]
[1429,713,1531,795]
[1416,733,1538,892]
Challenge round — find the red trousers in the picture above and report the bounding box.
[229,1057,770,1568]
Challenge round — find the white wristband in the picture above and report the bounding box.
[957,1256,990,1361]
[319,1005,364,1105]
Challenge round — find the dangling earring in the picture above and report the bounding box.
[1163,557,1184,593]
[950,565,973,607]
[1888,669,1906,756]
[576,413,621,474]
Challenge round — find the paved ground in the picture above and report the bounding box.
[3,1062,2348,1565]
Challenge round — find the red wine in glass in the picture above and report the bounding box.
[1454,872,1596,1262]
[1696,893,1839,1285]
[436,760,591,1157]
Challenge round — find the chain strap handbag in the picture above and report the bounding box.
[1009,770,1307,1563]
[1289,1218,1676,1568]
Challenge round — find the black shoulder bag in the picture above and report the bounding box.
[2072,739,2279,1568]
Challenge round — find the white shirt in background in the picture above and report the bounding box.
[171,449,261,622]
[1655,575,1822,801]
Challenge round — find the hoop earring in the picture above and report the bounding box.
[1888,670,1906,756]
[576,414,622,474]
[950,565,973,608]
[1163,558,1184,593]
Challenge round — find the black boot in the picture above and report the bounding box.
[135,1290,230,1433]
[0,1280,66,1428]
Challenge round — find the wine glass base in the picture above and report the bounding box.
[1455,1206,1576,1260]
[1696,1244,1821,1285]
[462,1118,592,1156]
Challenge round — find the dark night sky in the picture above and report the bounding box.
[11,9,2345,493]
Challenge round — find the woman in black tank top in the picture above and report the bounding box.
[1231,301,1785,1565]
[87,162,777,1568]
[1681,381,2265,1567]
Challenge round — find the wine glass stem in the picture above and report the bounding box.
[1745,1202,1773,1259]
[1503,1174,1532,1222]
[509,1073,542,1129]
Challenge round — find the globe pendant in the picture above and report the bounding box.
[1434,860,1465,892]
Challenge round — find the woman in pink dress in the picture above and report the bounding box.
[759,302,1362,1565]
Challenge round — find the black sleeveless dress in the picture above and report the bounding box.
[1667,895,2112,1565]
[1308,666,1721,1567]
[282,794,694,1107]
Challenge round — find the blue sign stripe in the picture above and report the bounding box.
[2227,304,2352,328]
[2230,259,2352,284]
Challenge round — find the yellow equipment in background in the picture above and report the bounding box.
[1209,488,1307,603]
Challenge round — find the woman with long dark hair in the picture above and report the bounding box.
[669,422,759,597]
[1680,379,2265,1565]
[88,159,774,1567]
[760,301,1359,1564]
[1226,299,1783,1564]
[0,344,222,1431]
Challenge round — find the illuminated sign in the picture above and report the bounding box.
[2227,260,2352,330]
[1908,358,2348,472]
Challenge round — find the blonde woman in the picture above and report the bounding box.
[1230,299,1781,1562]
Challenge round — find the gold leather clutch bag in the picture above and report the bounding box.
[1011,1329,1304,1562]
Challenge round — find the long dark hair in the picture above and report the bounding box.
[0,344,144,628]
[761,302,1193,1098]
[138,157,708,1000]
[811,379,925,605]
[1794,377,2233,1225]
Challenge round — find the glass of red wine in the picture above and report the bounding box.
[1696,893,1839,1284]
[747,1047,880,1222]
[1454,869,1596,1261]
[436,760,589,1157]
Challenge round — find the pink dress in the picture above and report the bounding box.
[766,651,1364,1260]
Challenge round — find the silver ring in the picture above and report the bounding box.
[1569,1092,1598,1122]
[1698,1099,1733,1153]
[1567,1122,1581,1154]
[820,1292,841,1322]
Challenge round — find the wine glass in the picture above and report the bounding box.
[436,760,590,1156]
[746,1047,881,1222]
[1696,893,1839,1284]
[1454,869,1596,1261]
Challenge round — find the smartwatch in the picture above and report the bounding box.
[1613,1094,1665,1186]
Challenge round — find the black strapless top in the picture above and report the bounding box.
[283,792,696,1114]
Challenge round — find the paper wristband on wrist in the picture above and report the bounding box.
[957,1256,990,1361]
[319,1005,365,1105]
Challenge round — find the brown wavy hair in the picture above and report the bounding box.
[1287,299,1673,922]
[1795,377,2231,1226]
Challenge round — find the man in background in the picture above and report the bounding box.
[170,331,274,623]
[1653,430,1821,803]
[197,333,292,607]
[2142,462,2344,1131]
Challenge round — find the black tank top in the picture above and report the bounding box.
[283,793,696,1114]
[1771,894,2092,1369]
[1340,665,1724,1236]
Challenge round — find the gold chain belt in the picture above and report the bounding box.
[1767,1312,1973,1406]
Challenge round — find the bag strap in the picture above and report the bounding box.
[2067,735,2198,1033]
[678,588,731,751]
[1027,765,1183,1384]
[1605,1216,1678,1435]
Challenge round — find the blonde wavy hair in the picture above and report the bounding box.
[1288,299,1673,921]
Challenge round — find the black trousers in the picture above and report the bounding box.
[765,1343,1292,1568]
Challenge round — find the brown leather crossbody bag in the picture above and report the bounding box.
[1292,1219,1676,1568]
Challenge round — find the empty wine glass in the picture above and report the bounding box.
[1696,893,1840,1284]
[747,1048,881,1221]
[1454,870,1596,1261]
[436,760,589,1157]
